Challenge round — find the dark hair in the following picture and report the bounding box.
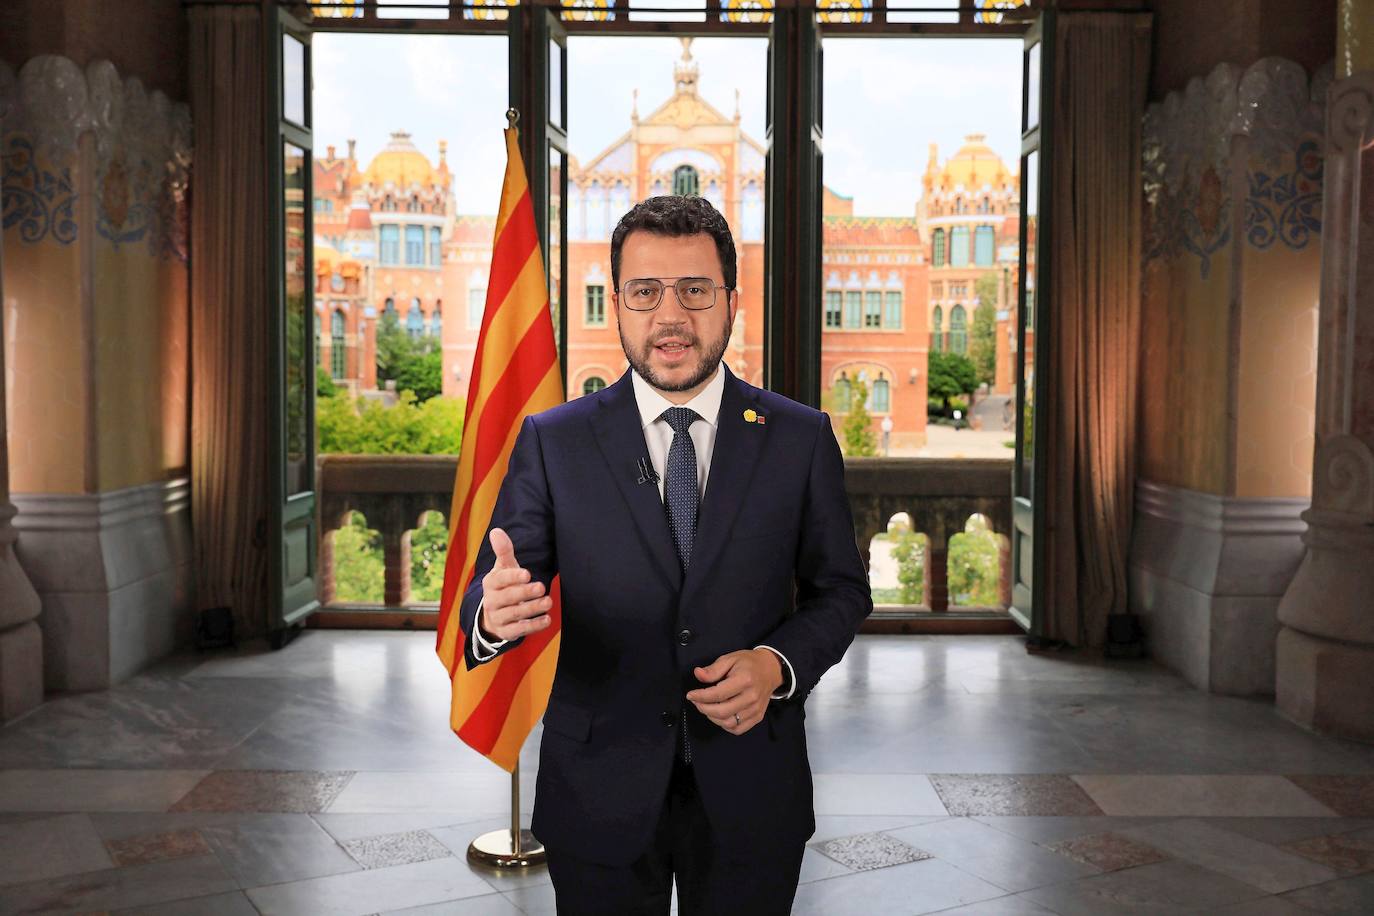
[609,195,737,293]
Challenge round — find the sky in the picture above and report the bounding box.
[313,31,1021,218]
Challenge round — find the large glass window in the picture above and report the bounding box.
[932,228,946,267]
[467,286,486,329]
[331,309,347,378]
[974,224,995,266]
[844,291,862,329]
[673,164,700,197]
[429,226,442,265]
[404,225,424,265]
[585,284,605,325]
[864,291,882,328]
[950,225,970,267]
[932,304,944,352]
[825,290,843,329]
[379,224,399,265]
[950,304,968,354]
[406,299,424,338]
[885,291,903,329]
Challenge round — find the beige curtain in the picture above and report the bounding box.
[188,5,270,636]
[1040,12,1152,648]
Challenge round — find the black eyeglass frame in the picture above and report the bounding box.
[615,276,736,311]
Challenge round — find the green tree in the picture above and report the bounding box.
[392,347,443,403]
[927,351,979,414]
[316,390,464,455]
[409,510,449,602]
[317,365,341,398]
[970,272,1000,387]
[841,376,878,457]
[375,312,443,403]
[948,514,1002,607]
[890,529,928,606]
[331,512,384,604]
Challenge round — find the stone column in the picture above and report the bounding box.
[1275,50,1374,739]
[0,79,45,717]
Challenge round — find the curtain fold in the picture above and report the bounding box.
[188,6,270,635]
[1041,12,1152,648]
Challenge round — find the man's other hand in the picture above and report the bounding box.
[686,649,783,735]
[479,527,553,641]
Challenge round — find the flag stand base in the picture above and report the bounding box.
[467,828,546,869]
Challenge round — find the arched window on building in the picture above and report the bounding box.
[429,226,442,266]
[872,374,890,412]
[954,197,967,215]
[950,226,970,267]
[467,269,487,329]
[950,305,968,355]
[383,297,397,325]
[331,309,346,379]
[932,228,946,267]
[406,298,423,339]
[742,181,763,241]
[586,181,606,240]
[705,180,724,214]
[582,376,607,396]
[833,373,852,413]
[610,182,631,228]
[932,305,944,353]
[430,299,442,338]
[974,225,995,267]
[673,164,700,197]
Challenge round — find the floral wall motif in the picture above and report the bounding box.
[1,55,192,495]
[1144,58,1331,277]
[0,56,190,260]
[1139,57,1328,500]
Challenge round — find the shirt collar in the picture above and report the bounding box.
[630,362,727,430]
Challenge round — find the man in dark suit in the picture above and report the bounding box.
[459,195,872,914]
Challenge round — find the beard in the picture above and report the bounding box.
[620,312,733,393]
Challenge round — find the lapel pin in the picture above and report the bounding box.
[743,408,765,425]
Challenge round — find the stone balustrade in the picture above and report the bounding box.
[317,454,1015,614]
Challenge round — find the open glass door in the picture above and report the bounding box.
[1009,9,1053,638]
[269,7,321,647]
[547,9,568,372]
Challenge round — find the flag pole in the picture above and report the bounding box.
[467,760,546,869]
[462,106,546,873]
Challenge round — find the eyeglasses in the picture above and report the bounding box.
[618,276,732,311]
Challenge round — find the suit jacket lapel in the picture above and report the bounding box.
[681,365,768,608]
[589,370,683,593]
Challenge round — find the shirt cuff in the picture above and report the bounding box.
[471,597,508,661]
[754,644,796,700]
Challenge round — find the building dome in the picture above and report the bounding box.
[925,134,1015,192]
[362,130,440,189]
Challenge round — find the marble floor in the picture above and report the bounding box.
[2,632,1374,915]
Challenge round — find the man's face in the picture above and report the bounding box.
[613,230,737,400]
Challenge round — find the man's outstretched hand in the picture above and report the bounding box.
[477,527,553,642]
[686,649,783,735]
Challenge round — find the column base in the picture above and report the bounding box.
[1276,626,1374,743]
[0,620,43,722]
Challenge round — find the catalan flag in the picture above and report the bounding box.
[436,125,564,772]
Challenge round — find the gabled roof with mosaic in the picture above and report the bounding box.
[823,215,924,246]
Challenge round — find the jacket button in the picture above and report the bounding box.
[661,710,674,726]
[677,627,692,646]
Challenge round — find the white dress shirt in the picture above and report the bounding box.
[472,366,796,700]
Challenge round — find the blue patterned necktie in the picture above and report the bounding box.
[660,406,700,763]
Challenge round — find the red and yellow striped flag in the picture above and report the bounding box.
[436,125,564,772]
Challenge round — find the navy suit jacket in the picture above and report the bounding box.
[458,363,872,866]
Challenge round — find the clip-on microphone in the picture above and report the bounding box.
[636,456,660,485]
